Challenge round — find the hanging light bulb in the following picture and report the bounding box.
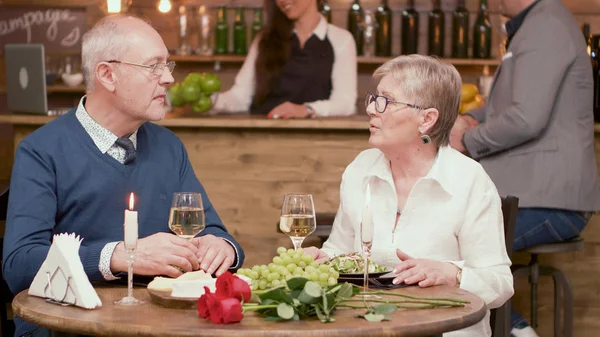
[157,0,172,13]
[105,0,132,14]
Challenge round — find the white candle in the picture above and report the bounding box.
[124,193,138,249]
[361,184,374,244]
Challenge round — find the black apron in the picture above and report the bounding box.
[250,29,335,115]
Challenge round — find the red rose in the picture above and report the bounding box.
[197,286,213,318]
[212,298,244,324]
[216,271,251,303]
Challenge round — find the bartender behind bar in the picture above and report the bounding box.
[213,0,357,118]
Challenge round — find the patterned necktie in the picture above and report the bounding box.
[115,137,136,165]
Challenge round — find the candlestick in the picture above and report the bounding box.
[116,192,144,305]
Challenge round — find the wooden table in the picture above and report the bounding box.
[13,285,485,337]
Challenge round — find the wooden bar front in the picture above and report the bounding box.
[2,114,600,335]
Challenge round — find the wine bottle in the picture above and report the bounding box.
[320,0,332,23]
[592,35,600,122]
[583,23,591,56]
[451,0,469,58]
[375,0,392,57]
[251,8,263,42]
[401,0,419,55]
[233,8,247,55]
[473,0,492,59]
[428,0,445,57]
[214,6,229,55]
[348,0,365,56]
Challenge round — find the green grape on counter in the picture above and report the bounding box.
[235,247,339,290]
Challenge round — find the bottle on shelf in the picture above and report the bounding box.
[478,65,494,101]
[473,0,492,59]
[195,5,213,56]
[214,6,229,55]
[428,0,445,57]
[582,23,591,56]
[401,0,419,55]
[320,0,332,23]
[348,0,365,56]
[451,0,469,58]
[176,5,193,56]
[375,0,392,57]
[233,7,247,55]
[591,35,600,122]
[251,7,263,42]
[363,10,376,57]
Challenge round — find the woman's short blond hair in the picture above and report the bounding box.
[373,55,462,147]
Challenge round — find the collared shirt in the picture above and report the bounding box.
[75,96,137,163]
[75,96,137,281]
[213,16,357,117]
[321,146,513,336]
[505,0,541,48]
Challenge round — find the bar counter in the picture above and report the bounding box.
[2,113,600,336]
[0,113,371,267]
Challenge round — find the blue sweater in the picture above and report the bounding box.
[3,109,244,307]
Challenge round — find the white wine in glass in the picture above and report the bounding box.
[279,194,316,250]
[169,192,206,239]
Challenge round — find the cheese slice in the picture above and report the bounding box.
[147,277,176,292]
[171,279,216,298]
[176,270,212,281]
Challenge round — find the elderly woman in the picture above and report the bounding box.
[305,55,513,336]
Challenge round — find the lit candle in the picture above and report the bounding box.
[361,184,374,244]
[124,193,138,249]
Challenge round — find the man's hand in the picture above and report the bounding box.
[392,249,460,288]
[450,115,479,153]
[110,233,200,278]
[267,102,311,119]
[191,234,236,276]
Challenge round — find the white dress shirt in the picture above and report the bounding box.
[321,146,514,337]
[213,16,357,117]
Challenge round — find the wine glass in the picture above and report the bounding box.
[279,193,316,251]
[168,192,206,240]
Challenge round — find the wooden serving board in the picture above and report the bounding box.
[146,289,198,309]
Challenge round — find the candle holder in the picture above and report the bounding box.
[116,193,145,306]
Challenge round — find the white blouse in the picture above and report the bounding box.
[321,146,514,337]
[212,16,357,117]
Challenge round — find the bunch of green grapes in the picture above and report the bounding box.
[236,247,339,291]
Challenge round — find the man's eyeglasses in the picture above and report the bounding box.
[364,92,424,113]
[107,60,176,76]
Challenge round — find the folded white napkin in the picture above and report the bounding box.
[29,233,102,309]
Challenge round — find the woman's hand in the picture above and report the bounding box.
[392,249,460,288]
[267,102,311,119]
[303,246,330,263]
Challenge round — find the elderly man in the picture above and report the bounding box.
[3,15,244,336]
[450,0,600,336]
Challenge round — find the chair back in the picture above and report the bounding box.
[491,195,519,337]
[0,185,14,337]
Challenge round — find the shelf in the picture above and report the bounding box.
[0,85,85,94]
[170,54,500,67]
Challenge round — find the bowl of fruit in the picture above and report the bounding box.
[167,72,221,117]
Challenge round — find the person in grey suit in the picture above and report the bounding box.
[450,0,600,336]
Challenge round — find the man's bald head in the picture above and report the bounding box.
[81,15,159,92]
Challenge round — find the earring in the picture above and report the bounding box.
[421,134,432,144]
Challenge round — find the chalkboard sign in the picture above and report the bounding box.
[0,6,86,54]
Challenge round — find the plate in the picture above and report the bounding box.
[338,271,390,279]
[147,288,198,309]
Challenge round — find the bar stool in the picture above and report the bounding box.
[512,236,584,337]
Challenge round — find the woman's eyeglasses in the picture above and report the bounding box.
[364,92,424,113]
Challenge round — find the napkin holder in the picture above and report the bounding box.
[29,233,102,309]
